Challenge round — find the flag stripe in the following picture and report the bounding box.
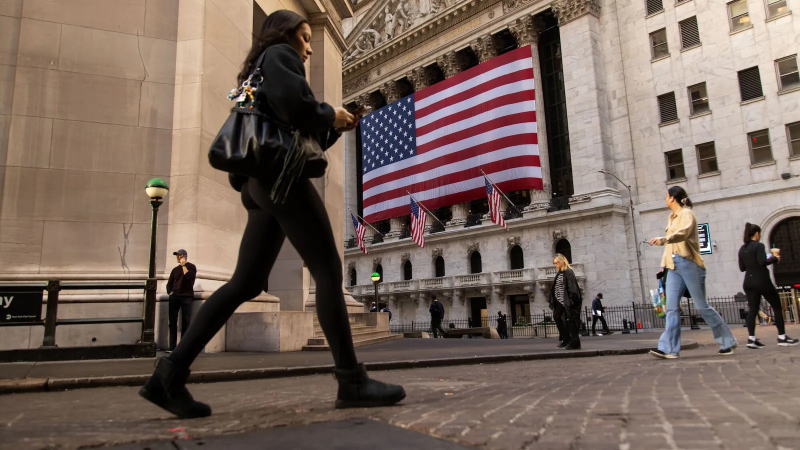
[416,79,535,128]
[417,112,536,153]
[416,91,535,137]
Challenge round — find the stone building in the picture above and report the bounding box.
[341,0,800,327]
[0,0,359,350]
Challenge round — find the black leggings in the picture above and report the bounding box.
[168,178,357,370]
[552,302,581,346]
[745,285,785,336]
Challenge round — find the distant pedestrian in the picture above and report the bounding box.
[429,295,446,338]
[166,249,196,351]
[739,223,798,348]
[591,293,612,336]
[648,186,737,359]
[380,305,392,321]
[370,302,378,312]
[549,253,583,350]
[496,311,509,339]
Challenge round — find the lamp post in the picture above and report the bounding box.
[371,272,381,311]
[141,178,169,344]
[599,170,647,304]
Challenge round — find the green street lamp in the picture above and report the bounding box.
[371,272,381,311]
[141,178,169,344]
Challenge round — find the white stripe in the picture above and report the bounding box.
[415,58,534,110]
[416,80,536,128]
[364,167,542,217]
[364,145,538,198]
[364,122,539,183]
[416,101,536,146]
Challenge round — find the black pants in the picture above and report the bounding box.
[591,314,609,334]
[745,285,785,336]
[168,295,193,350]
[552,302,581,347]
[431,317,445,338]
[168,178,357,370]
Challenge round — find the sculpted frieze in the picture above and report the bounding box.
[551,0,600,25]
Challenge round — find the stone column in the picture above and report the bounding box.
[387,217,403,239]
[508,15,552,207]
[380,81,400,103]
[436,51,459,78]
[408,67,428,91]
[551,0,614,196]
[447,203,468,228]
[471,34,497,63]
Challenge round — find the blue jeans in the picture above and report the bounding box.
[657,255,737,355]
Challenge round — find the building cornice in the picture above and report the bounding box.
[550,0,600,25]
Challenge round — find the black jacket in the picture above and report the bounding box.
[738,241,777,290]
[549,269,582,310]
[591,297,604,314]
[429,301,444,319]
[229,44,341,191]
[166,263,196,297]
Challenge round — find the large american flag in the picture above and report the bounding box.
[360,45,542,223]
[351,213,367,254]
[485,177,507,229]
[409,198,427,248]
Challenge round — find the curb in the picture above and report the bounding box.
[0,342,698,395]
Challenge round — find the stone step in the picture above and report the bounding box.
[312,325,373,337]
[302,333,402,351]
[309,328,394,344]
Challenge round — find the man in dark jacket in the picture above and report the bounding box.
[429,295,446,338]
[166,249,196,351]
[591,293,612,336]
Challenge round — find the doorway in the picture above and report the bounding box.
[509,294,530,325]
[469,297,487,328]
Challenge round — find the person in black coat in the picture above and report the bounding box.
[591,293,611,336]
[139,10,404,419]
[549,254,583,350]
[738,223,798,348]
[429,295,446,338]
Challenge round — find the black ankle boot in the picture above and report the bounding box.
[334,364,406,409]
[139,357,211,418]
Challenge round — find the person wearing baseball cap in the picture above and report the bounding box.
[166,249,196,351]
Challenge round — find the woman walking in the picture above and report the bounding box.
[739,223,798,348]
[549,254,583,350]
[648,186,737,359]
[139,10,405,419]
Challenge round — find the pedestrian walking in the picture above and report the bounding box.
[429,295,446,338]
[496,311,509,339]
[648,186,737,359]
[380,305,392,322]
[591,293,612,336]
[139,10,404,419]
[369,302,378,312]
[739,223,798,348]
[166,249,196,351]
[549,253,583,350]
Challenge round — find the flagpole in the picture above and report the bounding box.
[406,191,446,228]
[350,209,385,236]
[480,169,522,214]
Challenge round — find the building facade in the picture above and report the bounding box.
[341,0,800,326]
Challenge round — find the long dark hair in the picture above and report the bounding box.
[238,10,307,84]
[667,186,693,208]
[743,222,761,243]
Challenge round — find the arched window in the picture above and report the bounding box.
[375,264,383,282]
[770,216,800,286]
[403,260,412,280]
[509,245,524,270]
[434,256,445,277]
[555,239,572,263]
[470,251,482,274]
[349,267,357,286]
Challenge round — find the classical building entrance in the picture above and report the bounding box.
[771,217,800,287]
[469,297,487,327]
[509,294,530,325]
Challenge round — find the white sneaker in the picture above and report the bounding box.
[747,338,765,349]
[777,336,799,346]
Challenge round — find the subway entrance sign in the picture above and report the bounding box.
[698,223,712,255]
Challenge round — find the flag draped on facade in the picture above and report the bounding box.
[485,177,507,229]
[351,213,367,254]
[360,45,542,223]
[409,198,427,248]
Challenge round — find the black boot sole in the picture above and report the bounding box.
[139,386,212,419]
[335,391,406,409]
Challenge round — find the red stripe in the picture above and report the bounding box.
[364,156,541,208]
[416,90,536,137]
[363,134,538,191]
[365,178,542,223]
[413,46,533,102]
[417,112,536,154]
[415,69,534,120]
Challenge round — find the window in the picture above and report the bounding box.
[374,264,383,281]
[470,252,482,274]
[687,83,710,115]
[402,260,412,281]
[766,0,790,18]
[646,0,664,15]
[696,142,718,174]
[554,239,572,263]
[738,66,763,101]
[434,256,445,277]
[349,267,357,287]
[679,16,701,49]
[728,0,751,32]
[658,92,678,123]
[748,129,773,164]
[786,122,800,158]
[665,149,686,180]
[509,245,524,270]
[650,28,669,59]
[776,55,799,92]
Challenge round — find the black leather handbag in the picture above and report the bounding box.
[208,49,327,203]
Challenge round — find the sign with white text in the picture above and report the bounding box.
[698,223,712,255]
[0,288,43,322]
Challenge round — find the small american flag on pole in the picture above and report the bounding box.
[351,213,367,254]
[485,177,507,229]
[360,45,541,223]
[410,198,427,248]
